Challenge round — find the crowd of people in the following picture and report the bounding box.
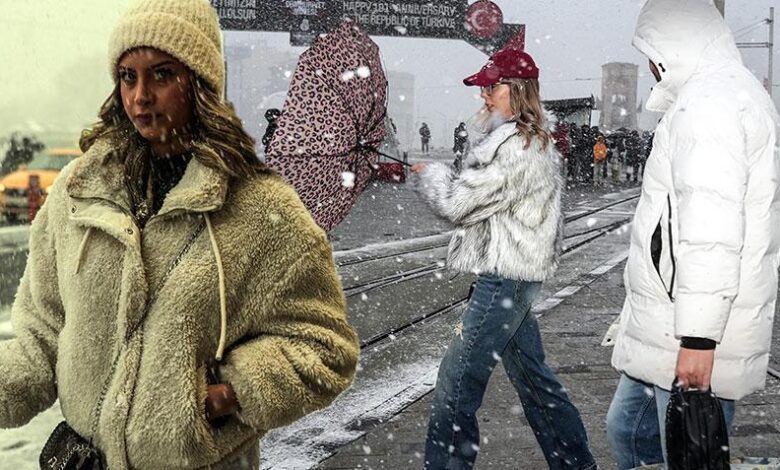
[416,117,654,187]
[554,123,654,185]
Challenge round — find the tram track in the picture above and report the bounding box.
[344,263,444,298]
[336,193,641,269]
[355,213,637,350]
[563,194,640,223]
[342,196,639,297]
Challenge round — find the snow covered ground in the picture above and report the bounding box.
[0,305,11,340]
[0,305,64,469]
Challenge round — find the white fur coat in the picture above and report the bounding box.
[417,122,564,281]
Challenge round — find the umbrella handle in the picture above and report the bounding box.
[375,151,413,167]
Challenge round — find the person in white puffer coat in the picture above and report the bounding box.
[605,0,780,468]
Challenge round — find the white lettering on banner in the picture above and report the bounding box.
[390,3,456,17]
[343,1,377,15]
[344,1,460,31]
[372,3,389,14]
[216,7,257,20]
[284,1,326,16]
[213,0,257,7]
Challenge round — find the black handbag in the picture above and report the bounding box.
[39,421,104,470]
[665,380,730,470]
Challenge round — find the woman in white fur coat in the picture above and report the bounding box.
[412,48,596,470]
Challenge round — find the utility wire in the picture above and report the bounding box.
[734,22,767,39]
[733,19,767,37]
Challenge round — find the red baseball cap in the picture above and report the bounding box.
[463,47,540,86]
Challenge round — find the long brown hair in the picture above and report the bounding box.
[80,71,268,214]
[504,78,551,150]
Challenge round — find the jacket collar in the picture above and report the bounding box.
[463,121,519,168]
[66,138,229,217]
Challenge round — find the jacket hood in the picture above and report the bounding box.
[634,0,743,112]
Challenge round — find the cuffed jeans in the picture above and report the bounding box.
[606,373,735,469]
[424,274,596,470]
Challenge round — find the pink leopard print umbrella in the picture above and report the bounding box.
[265,21,388,232]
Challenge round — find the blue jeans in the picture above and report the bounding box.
[424,274,596,470]
[606,373,736,469]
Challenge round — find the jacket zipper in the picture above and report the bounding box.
[667,194,676,301]
[78,200,207,451]
[88,350,121,447]
[76,197,136,448]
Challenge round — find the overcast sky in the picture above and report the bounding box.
[1,0,777,143]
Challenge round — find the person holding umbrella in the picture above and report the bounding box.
[0,0,359,468]
[411,48,596,470]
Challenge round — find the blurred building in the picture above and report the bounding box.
[599,62,639,131]
[544,97,594,127]
[386,71,415,151]
[225,39,299,151]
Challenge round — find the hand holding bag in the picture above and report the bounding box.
[665,380,730,470]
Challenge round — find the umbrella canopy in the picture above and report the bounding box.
[265,21,388,232]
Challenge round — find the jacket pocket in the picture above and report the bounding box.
[648,195,676,301]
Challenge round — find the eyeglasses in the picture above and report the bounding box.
[480,81,511,96]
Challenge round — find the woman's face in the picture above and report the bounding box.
[480,82,513,120]
[118,48,193,156]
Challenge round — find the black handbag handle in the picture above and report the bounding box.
[671,377,712,395]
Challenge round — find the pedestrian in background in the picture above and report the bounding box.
[625,130,642,182]
[412,47,596,470]
[420,122,431,154]
[593,135,608,186]
[0,1,359,468]
[552,120,571,172]
[452,121,469,171]
[261,107,282,152]
[606,0,780,468]
[610,136,623,184]
[580,124,595,182]
[567,123,582,181]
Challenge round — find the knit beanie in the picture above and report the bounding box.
[108,0,225,98]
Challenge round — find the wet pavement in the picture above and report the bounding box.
[316,256,780,470]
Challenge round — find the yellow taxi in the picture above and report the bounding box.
[0,148,81,221]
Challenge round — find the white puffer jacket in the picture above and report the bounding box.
[417,121,564,282]
[610,0,780,400]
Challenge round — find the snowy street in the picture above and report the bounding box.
[1,181,778,469]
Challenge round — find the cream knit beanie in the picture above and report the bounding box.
[108,0,225,97]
